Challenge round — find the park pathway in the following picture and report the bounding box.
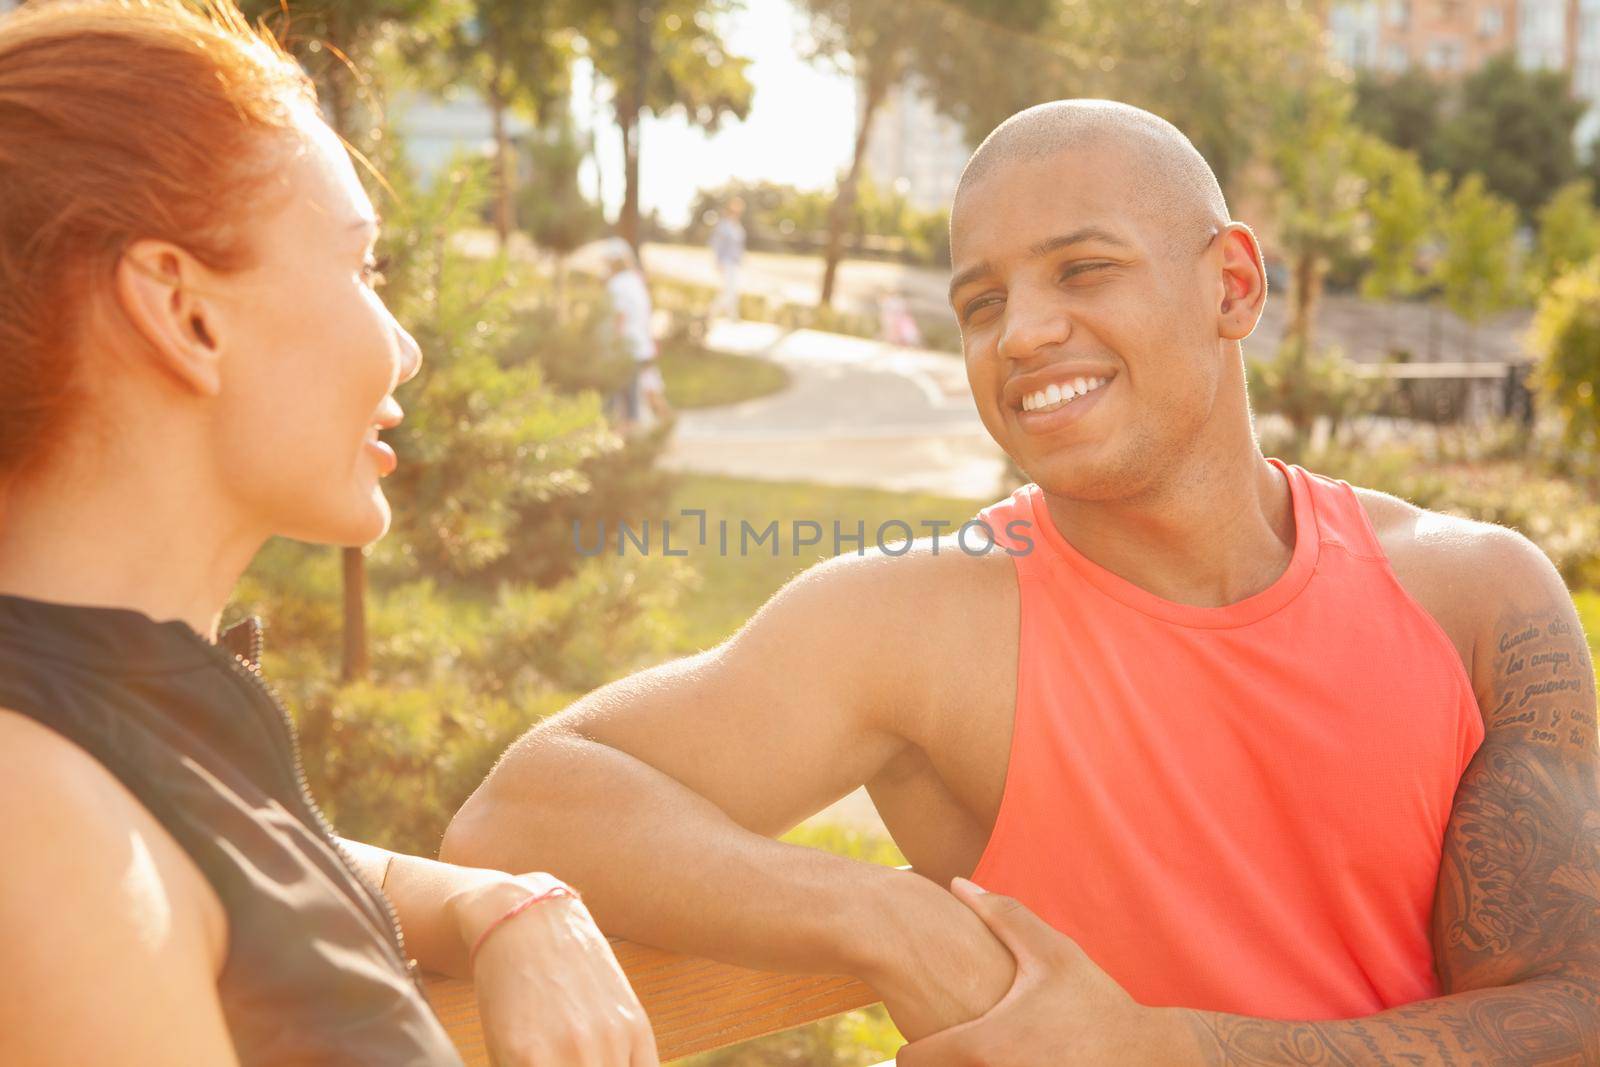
[662,319,1008,501]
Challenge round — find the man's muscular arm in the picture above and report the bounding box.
[1185,526,1600,1064]
[440,548,1016,1039]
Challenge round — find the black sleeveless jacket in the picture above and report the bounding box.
[0,594,464,1065]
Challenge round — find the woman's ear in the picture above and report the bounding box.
[1216,222,1267,342]
[113,240,225,397]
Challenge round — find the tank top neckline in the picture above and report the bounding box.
[1023,456,1322,630]
[0,592,234,671]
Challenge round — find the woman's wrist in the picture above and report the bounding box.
[449,872,579,969]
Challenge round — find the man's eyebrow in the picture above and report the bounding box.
[1027,226,1131,258]
[948,226,1133,305]
[948,261,995,305]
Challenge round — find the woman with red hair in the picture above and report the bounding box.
[0,2,657,1063]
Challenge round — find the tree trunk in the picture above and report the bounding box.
[1286,248,1324,363]
[489,69,515,250]
[618,0,651,252]
[820,69,890,309]
[554,253,568,325]
[619,113,642,250]
[340,546,368,681]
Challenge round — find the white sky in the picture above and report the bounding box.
[572,0,859,228]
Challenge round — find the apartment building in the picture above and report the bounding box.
[1330,0,1600,145]
[861,81,972,214]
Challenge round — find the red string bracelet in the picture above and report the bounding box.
[468,878,581,971]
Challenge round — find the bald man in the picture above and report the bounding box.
[443,102,1600,1062]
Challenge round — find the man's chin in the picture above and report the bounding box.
[1013,449,1125,502]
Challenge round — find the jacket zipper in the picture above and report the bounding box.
[192,620,419,990]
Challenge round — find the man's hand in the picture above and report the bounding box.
[895,879,1193,1065]
[860,870,1018,1041]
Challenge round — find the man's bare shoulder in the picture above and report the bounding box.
[796,536,1019,643]
[1349,484,1562,673]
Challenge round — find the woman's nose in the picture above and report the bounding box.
[395,324,423,384]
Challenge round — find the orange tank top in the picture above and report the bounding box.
[970,457,1484,1020]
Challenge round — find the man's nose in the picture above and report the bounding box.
[395,324,423,384]
[997,298,1073,362]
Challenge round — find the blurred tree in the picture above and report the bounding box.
[240,0,443,143]
[579,0,753,249]
[370,155,612,580]
[1356,138,1445,354]
[1434,173,1521,358]
[1269,77,1370,358]
[520,117,608,316]
[794,0,1062,304]
[1357,139,1442,304]
[796,0,919,307]
[1352,68,1447,169]
[1078,0,1321,194]
[1532,258,1600,452]
[1435,55,1583,220]
[908,0,1086,146]
[426,0,578,248]
[1531,179,1600,294]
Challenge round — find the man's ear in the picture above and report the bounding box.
[113,240,225,397]
[1216,222,1267,342]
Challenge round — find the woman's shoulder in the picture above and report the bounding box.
[0,707,227,970]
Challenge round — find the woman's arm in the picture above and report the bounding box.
[0,710,239,1066]
[341,838,660,1066]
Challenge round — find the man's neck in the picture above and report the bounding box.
[0,456,264,642]
[1041,447,1297,610]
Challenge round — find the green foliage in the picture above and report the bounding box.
[1246,341,1387,445]
[1532,258,1600,451]
[1270,78,1370,279]
[1531,180,1600,293]
[369,157,615,579]
[580,0,755,132]
[1352,68,1447,166]
[1434,174,1521,325]
[521,117,607,256]
[1356,139,1444,302]
[1354,56,1584,220]
[1081,0,1322,191]
[1573,590,1600,680]
[1437,55,1583,221]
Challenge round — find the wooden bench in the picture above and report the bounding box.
[423,941,886,1063]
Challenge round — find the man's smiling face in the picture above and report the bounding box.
[949,139,1233,502]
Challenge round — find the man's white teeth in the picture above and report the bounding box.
[1023,376,1109,413]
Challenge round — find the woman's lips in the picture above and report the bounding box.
[365,436,397,476]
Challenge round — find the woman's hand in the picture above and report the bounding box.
[453,875,659,1067]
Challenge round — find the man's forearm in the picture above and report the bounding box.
[440,732,911,979]
[1177,969,1600,1065]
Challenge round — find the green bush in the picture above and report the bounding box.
[1246,341,1389,444]
[1532,258,1600,450]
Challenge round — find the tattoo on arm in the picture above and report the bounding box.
[1187,603,1600,1065]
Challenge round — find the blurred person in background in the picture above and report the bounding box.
[708,196,746,320]
[0,2,657,1064]
[601,237,669,430]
